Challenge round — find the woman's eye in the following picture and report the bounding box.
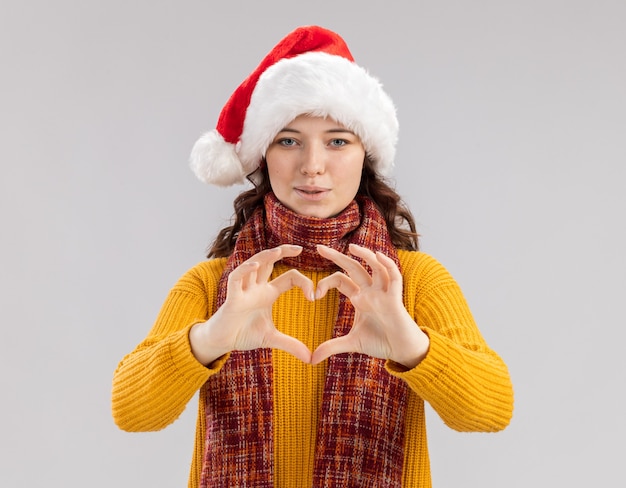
[279,138,297,147]
[330,139,347,147]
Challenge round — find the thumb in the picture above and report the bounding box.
[311,336,355,365]
[268,331,313,364]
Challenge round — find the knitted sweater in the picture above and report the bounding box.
[112,251,514,487]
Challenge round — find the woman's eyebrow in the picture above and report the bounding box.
[277,127,300,133]
[327,128,356,135]
[277,127,356,135]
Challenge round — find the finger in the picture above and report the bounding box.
[348,244,390,290]
[252,245,303,282]
[270,269,316,301]
[311,335,357,364]
[316,244,371,285]
[277,243,304,255]
[316,271,360,299]
[375,251,403,285]
[374,251,405,296]
[247,245,301,267]
[227,261,259,294]
[268,331,312,364]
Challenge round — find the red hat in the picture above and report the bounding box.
[190,25,399,186]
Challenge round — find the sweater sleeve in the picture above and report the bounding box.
[387,252,514,432]
[111,259,229,432]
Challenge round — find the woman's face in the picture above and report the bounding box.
[265,115,365,219]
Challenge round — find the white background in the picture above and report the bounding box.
[1,1,624,486]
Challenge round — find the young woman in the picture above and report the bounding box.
[112,25,513,488]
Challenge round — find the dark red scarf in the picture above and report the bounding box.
[200,192,409,487]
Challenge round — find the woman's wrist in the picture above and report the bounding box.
[389,324,430,370]
[189,321,227,366]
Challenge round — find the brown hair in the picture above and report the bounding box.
[207,158,419,258]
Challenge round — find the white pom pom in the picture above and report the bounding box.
[189,130,247,187]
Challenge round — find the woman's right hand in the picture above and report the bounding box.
[189,244,315,366]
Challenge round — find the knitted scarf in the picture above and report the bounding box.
[199,192,409,488]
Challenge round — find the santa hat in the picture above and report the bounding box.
[190,25,399,187]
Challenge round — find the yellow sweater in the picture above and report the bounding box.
[112,251,513,487]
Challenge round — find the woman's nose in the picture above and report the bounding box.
[300,144,325,175]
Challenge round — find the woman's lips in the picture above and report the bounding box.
[294,186,330,201]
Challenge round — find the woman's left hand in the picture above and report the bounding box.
[311,244,430,369]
